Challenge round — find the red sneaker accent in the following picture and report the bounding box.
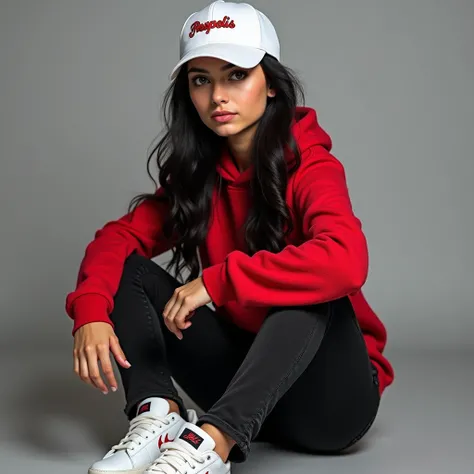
[158,433,174,449]
[137,402,151,415]
[183,432,202,444]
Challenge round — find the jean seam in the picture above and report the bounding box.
[131,263,178,396]
[239,303,333,442]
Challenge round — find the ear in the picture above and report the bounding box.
[267,85,276,98]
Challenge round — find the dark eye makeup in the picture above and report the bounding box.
[190,69,248,87]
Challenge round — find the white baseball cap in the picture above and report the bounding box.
[169,0,280,81]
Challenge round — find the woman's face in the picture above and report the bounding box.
[187,56,275,138]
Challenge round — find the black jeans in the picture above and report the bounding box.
[110,252,380,463]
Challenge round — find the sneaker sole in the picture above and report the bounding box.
[88,467,149,474]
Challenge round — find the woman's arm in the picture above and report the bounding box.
[202,148,369,307]
[65,187,174,335]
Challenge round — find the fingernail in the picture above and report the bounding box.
[111,387,117,392]
[125,360,131,368]
[102,390,108,395]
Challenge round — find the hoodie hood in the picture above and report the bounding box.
[216,106,332,188]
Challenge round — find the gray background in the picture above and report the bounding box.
[1,0,473,473]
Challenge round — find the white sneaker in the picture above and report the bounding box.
[144,422,231,474]
[88,397,198,474]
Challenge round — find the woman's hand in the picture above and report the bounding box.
[73,322,131,394]
[163,277,212,340]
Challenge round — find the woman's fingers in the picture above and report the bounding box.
[97,344,117,392]
[73,351,79,375]
[175,309,195,330]
[85,346,108,394]
[79,353,93,388]
[164,289,199,339]
[73,322,125,395]
[109,336,131,369]
[162,289,178,320]
[164,309,183,340]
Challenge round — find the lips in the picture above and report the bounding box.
[212,113,237,123]
[211,111,236,117]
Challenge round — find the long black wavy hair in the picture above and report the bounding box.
[127,53,305,283]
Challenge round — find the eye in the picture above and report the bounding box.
[191,76,209,87]
[229,70,248,81]
[191,70,248,87]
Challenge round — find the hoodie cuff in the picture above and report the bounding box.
[71,294,114,336]
[201,262,235,307]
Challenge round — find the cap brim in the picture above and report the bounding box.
[169,43,266,81]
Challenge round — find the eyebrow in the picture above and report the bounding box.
[187,63,238,74]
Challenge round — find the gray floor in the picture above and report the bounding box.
[1,347,472,473]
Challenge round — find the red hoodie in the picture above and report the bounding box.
[65,106,394,395]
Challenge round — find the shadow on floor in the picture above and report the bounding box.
[3,354,381,466]
[5,364,130,457]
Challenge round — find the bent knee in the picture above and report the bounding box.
[121,251,159,280]
[287,417,377,454]
[290,436,352,454]
[114,251,152,292]
[124,250,149,269]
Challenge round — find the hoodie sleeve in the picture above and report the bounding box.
[65,187,175,335]
[201,147,369,308]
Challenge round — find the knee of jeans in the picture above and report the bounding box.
[124,250,148,269]
[289,433,350,454]
[112,251,150,300]
[110,252,149,322]
[121,251,154,280]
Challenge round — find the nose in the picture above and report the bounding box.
[211,82,229,105]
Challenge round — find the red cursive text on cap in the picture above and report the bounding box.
[189,16,236,38]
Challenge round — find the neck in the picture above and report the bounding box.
[226,122,258,172]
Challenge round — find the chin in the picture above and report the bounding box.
[213,129,238,137]
[210,123,242,137]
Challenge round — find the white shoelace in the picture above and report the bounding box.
[108,414,172,453]
[146,441,209,474]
